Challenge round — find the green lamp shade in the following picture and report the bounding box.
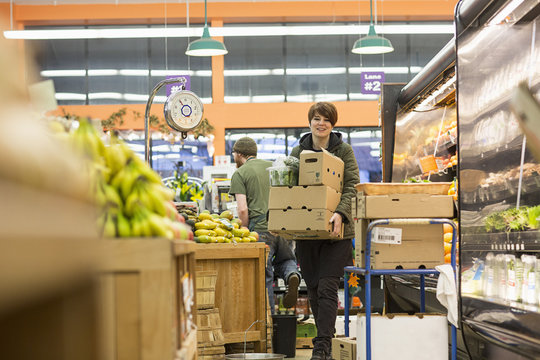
[352,24,394,55]
[185,26,228,56]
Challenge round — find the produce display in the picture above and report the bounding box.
[443,220,459,264]
[484,205,540,233]
[267,156,299,186]
[57,119,193,240]
[181,209,259,244]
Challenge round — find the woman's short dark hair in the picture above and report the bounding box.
[308,102,338,127]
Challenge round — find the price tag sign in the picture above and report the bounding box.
[372,227,402,244]
[419,155,438,173]
[361,72,385,95]
[166,75,191,96]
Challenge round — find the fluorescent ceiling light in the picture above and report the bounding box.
[4,24,453,40]
[286,67,346,75]
[41,70,85,77]
[41,66,423,79]
[56,92,86,100]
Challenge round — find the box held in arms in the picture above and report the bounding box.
[268,185,341,211]
[356,313,448,360]
[299,149,344,192]
[268,208,343,240]
[354,218,444,269]
[332,337,356,360]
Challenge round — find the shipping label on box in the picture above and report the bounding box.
[332,337,357,360]
[299,148,344,192]
[354,219,444,269]
[268,208,344,240]
[268,185,341,211]
[357,313,448,360]
[355,193,454,219]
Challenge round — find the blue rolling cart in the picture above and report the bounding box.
[344,218,458,360]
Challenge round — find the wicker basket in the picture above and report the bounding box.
[196,270,218,309]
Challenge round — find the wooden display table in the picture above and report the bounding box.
[195,243,267,352]
[100,239,197,360]
[0,179,101,360]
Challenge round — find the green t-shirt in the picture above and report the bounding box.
[229,158,272,233]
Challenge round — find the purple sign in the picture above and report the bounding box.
[360,72,385,95]
[166,75,191,96]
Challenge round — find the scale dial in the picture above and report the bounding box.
[164,90,204,134]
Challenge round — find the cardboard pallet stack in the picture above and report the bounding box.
[268,149,345,239]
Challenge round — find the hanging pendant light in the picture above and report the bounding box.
[352,0,394,55]
[185,0,228,56]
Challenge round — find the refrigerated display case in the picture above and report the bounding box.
[456,0,540,358]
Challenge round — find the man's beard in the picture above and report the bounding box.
[235,157,243,168]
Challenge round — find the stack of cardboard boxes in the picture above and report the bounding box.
[352,183,454,269]
[268,149,345,239]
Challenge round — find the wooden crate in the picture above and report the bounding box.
[197,308,225,346]
[195,243,267,353]
[100,239,197,360]
[0,179,101,360]
[196,270,217,309]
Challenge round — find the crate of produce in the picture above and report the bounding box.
[196,270,218,309]
[100,238,197,360]
[355,182,452,195]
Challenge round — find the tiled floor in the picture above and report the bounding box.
[291,348,312,359]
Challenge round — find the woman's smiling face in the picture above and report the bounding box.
[309,112,333,138]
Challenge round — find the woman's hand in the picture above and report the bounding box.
[329,212,343,237]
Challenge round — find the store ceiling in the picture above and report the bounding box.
[5,0,359,3]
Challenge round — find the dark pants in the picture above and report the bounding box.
[295,239,353,354]
[306,276,341,353]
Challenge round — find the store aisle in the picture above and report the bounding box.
[290,348,312,359]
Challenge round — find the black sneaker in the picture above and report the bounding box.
[282,273,300,308]
[310,349,333,360]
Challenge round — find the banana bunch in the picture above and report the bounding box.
[73,120,193,240]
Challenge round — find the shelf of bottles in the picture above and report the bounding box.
[458,13,540,314]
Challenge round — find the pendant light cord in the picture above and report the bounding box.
[204,0,208,27]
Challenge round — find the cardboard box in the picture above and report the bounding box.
[296,337,314,349]
[299,149,344,192]
[332,337,357,360]
[357,313,448,360]
[355,193,454,219]
[268,208,343,240]
[268,185,341,211]
[354,219,444,269]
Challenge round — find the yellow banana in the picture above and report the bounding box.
[120,164,140,200]
[131,215,142,237]
[116,212,131,237]
[103,213,117,238]
[124,190,141,217]
[103,183,123,210]
[148,214,172,239]
[148,191,167,217]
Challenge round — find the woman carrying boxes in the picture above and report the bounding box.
[290,102,360,360]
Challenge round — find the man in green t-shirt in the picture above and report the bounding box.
[229,137,301,314]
